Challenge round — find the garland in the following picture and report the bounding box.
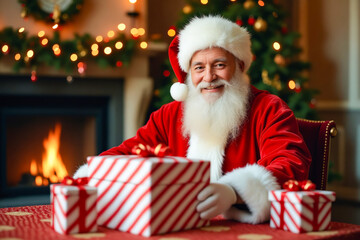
[18,0,84,24]
[0,26,140,77]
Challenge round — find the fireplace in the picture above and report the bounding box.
[0,74,125,198]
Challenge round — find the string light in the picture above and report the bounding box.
[140,41,148,49]
[41,38,49,46]
[129,0,137,3]
[31,70,37,82]
[118,23,126,31]
[14,53,21,61]
[258,0,265,6]
[38,31,45,38]
[1,45,9,53]
[115,41,123,49]
[273,41,281,51]
[52,44,61,56]
[27,49,34,58]
[70,53,78,61]
[52,24,59,30]
[96,36,103,42]
[18,27,25,33]
[138,28,146,36]
[200,0,208,5]
[288,80,296,90]
[91,43,99,51]
[130,28,139,37]
[107,30,115,38]
[104,46,112,55]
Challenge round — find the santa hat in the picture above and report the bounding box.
[169,15,253,101]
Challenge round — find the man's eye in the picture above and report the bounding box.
[215,63,225,68]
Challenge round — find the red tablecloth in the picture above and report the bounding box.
[1,205,360,240]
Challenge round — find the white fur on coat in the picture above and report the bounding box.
[218,164,280,224]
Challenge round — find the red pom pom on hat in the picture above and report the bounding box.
[168,36,188,101]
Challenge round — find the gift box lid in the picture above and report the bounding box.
[87,155,210,186]
[268,190,336,204]
[51,184,97,196]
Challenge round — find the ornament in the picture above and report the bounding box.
[31,70,37,82]
[66,75,73,83]
[274,54,285,66]
[183,4,193,14]
[236,19,243,26]
[21,7,27,18]
[281,26,288,34]
[254,17,267,32]
[262,70,282,90]
[243,0,255,9]
[52,4,61,23]
[247,16,255,26]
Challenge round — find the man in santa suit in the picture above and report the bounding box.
[75,15,311,224]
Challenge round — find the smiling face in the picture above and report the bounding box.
[190,47,239,103]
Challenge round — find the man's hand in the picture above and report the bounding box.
[196,183,237,219]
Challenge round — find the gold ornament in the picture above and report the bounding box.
[244,0,255,10]
[254,17,267,32]
[183,4,193,14]
[274,54,285,66]
[21,8,27,18]
[52,4,61,23]
[262,70,282,90]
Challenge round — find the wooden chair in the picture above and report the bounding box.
[296,119,337,190]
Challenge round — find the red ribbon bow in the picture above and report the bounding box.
[131,143,171,157]
[283,179,316,191]
[61,176,89,186]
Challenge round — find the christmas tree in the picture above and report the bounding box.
[152,0,318,119]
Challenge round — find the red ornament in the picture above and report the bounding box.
[116,61,123,67]
[31,70,37,82]
[236,19,243,26]
[248,16,255,26]
[163,70,170,77]
[281,26,288,34]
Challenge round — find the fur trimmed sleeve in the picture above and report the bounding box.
[217,164,280,224]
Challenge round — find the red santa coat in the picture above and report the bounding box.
[100,86,312,224]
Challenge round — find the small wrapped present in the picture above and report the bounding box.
[51,177,98,235]
[268,180,336,233]
[87,144,210,237]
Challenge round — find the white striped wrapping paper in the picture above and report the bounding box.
[268,190,336,233]
[87,155,210,237]
[50,184,97,234]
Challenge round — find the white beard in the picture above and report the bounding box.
[183,66,250,181]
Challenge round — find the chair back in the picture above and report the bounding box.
[296,119,337,190]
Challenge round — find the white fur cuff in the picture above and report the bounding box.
[218,164,280,224]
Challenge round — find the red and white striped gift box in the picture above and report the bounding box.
[268,190,336,233]
[50,184,97,234]
[87,155,210,237]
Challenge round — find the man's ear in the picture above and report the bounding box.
[238,60,245,72]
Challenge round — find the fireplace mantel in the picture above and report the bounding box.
[0,42,167,141]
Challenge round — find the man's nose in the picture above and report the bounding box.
[203,68,216,82]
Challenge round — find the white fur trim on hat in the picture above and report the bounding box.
[170,82,188,102]
[178,15,253,73]
[218,164,280,224]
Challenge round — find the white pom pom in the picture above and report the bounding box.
[170,82,188,101]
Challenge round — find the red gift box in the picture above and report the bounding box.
[268,189,336,233]
[87,155,210,237]
[50,183,97,234]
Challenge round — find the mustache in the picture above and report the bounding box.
[196,79,231,90]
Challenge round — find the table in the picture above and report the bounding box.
[1,205,360,240]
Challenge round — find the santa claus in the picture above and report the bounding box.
[75,15,311,224]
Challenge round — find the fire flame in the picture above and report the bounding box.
[29,123,68,186]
